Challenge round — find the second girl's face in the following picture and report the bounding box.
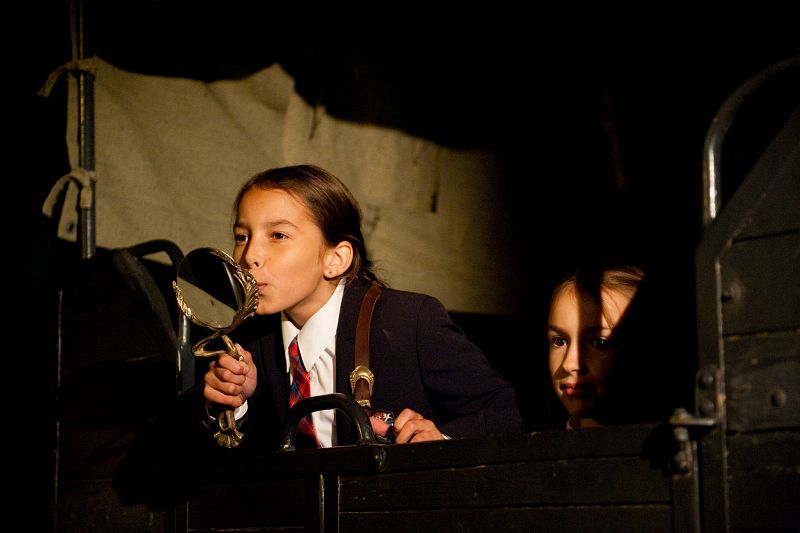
[547,283,633,421]
[233,187,337,327]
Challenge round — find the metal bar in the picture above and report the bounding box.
[701,55,800,228]
[71,0,96,259]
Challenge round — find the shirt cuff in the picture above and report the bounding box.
[234,400,249,420]
[205,400,249,425]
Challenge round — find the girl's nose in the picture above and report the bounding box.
[241,244,261,270]
[562,344,585,374]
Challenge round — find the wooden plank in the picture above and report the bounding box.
[340,505,673,533]
[377,425,661,473]
[339,456,671,511]
[721,232,800,336]
[725,331,800,431]
[727,431,800,530]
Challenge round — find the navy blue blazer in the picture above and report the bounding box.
[113,281,525,503]
[232,280,525,451]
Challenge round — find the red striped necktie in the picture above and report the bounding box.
[288,335,319,447]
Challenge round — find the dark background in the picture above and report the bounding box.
[14,2,798,529]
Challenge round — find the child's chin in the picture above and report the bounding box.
[564,401,596,420]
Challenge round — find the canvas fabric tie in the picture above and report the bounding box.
[288,335,319,447]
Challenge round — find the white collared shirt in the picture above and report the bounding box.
[279,282,344,447]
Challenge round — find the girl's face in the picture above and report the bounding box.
[547,283,633,423]
[233,187,337,327]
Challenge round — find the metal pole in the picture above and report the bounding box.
[70,0,96,259]
[701,55,799,229]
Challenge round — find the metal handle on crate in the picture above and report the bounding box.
[278,393,378,451]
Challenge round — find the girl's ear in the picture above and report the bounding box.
[325,241,354,278]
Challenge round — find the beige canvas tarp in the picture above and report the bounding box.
[52,57,522,314]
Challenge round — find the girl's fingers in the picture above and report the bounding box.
[370,417,391,437]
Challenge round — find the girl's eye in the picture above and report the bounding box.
[550,336,567,348]
[590,337,614,349]
[234,233,248,244]
[272,232,288,240]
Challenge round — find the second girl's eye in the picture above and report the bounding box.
[271,232,288,240]
[590,337,615,349]
[234,233,248,244]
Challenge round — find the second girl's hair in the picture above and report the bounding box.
[551,264,644,305]
[233,164,385,287]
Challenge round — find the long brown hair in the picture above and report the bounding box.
[233,164,385,287]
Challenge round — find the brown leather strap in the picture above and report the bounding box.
[351,285,382,413]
